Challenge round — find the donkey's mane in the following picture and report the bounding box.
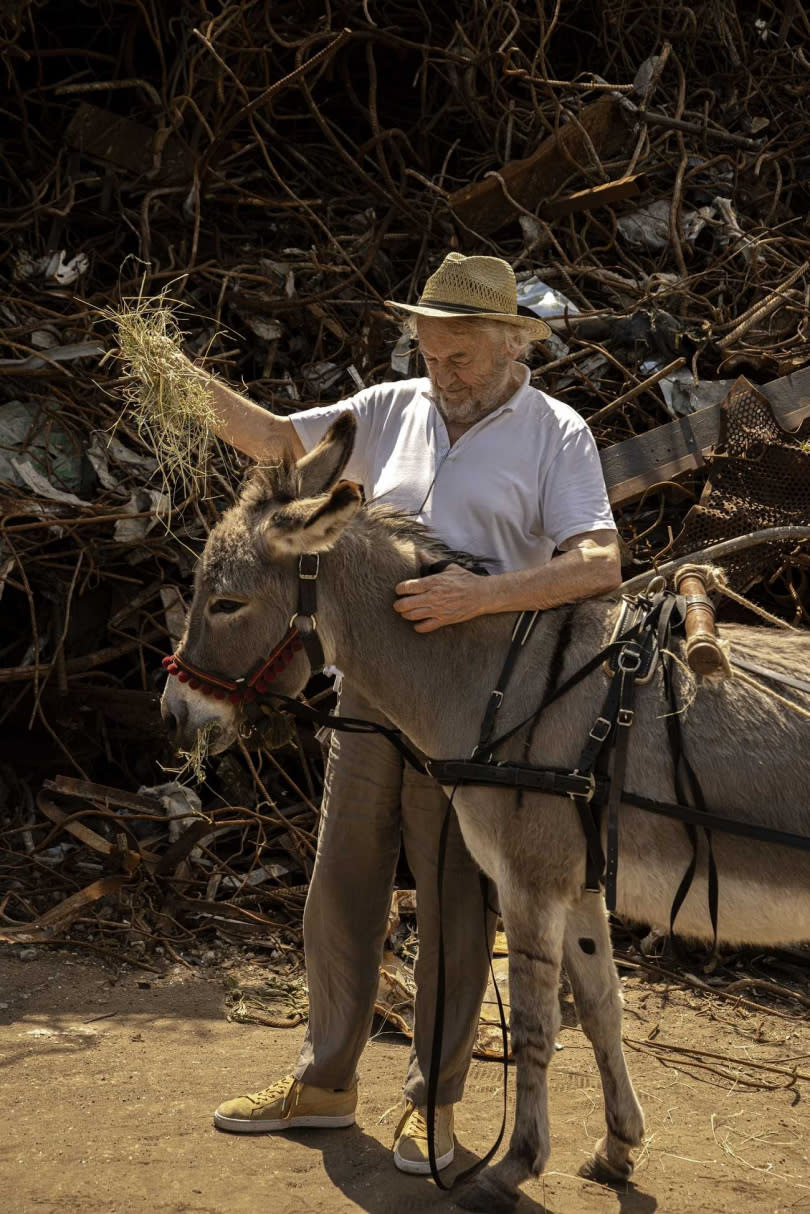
[240,456,489,572]
[360,503,489,571]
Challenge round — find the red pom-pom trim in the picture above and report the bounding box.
[162,655,172,669]
[200,685,213,696]
[213,688,226,700]
[189,678,200,690]
[167,663,179,676]
[228,691,242,704]
[177,671,189,683]
[243,688,257,703]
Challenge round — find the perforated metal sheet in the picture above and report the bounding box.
[669,377,810,590]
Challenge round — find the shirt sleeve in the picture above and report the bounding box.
[539,420,617,548]
[289,388,379,485]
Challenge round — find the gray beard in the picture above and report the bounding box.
[429,389,500,428]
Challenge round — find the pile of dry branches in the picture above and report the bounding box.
[1,0,809,963]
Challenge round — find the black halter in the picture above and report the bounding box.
[162,553,325,702]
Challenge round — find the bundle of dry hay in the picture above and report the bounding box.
[105,295,222,496]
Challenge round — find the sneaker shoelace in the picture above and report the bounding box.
[250,1077,294,1107]
[410,1107,449,1145]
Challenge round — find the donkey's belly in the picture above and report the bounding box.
[616,831,810,946]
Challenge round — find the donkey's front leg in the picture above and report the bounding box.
[563,891,645,1182]
[459,893,566,1214]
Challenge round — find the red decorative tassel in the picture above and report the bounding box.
[177,671,189,683]
[162,655,172,669]
[189,679,200,690]
[243,688,257,702]
[213,688,226,700]
[200,685,213,696]
[167,663,179,676]
[228,691,242,704]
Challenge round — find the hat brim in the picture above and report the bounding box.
[384,300,551,342]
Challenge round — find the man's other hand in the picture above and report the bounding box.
[394,564,491,633]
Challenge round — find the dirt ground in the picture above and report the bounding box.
[2,949,808,1214]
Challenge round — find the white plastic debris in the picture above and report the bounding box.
[240,314,283,342]
[11,248,89,286]
[0,400,85,494]
[617,199,716,252]
[632,53,666,99]
[639,359,736,418]
[10,456,85,505]
[390,331,414,376]
[516,275,580,317]
[302,360,343,392]
[113,488,170,543]
[137,781,204,843]
[0,340,104,372]
[86,431,158,490]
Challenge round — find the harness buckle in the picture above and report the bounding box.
[298,554,320,579]
[290,612,318,632]
[617,708,634,727]
[489,690,504,708]
[588,716,612,742]
[570,771,597,801]
[618,644,642,673]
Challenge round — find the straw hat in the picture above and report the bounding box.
[385,252,551,341]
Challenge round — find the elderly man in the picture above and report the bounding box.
[204,254,620,1171]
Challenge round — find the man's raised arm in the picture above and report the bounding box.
[190,363,304,462]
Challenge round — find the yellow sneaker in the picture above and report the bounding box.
[393,1101,455,1174]
[213,1074,357,1134]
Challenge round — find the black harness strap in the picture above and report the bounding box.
[618,789,810,851]
[294,553,326,674]
[660,633,719,950]
[474,609,539,759]
[730,655,810,696]
[257,689,429,774]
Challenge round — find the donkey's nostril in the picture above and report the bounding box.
[164,710,179,737]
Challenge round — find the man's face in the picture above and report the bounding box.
[416,317,515,427]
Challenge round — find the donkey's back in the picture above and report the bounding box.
[482,605,810,946]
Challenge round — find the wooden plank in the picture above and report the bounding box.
[449,96,635,234]
[600,369,810,507]
[539,173,648,220]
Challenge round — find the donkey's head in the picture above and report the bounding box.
[161,413,362,753]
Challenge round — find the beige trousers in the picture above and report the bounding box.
[293,683,497,1106]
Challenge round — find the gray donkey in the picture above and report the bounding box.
[163,415,810,1212]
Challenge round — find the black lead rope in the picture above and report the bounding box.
[425,788,509,1191]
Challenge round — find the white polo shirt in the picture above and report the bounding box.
[290,367,616,573]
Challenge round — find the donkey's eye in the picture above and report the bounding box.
[210,598,245,615]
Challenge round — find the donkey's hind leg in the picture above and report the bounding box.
[563,891,645,1182]
[459,892,567,1214]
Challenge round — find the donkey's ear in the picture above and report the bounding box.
[261,480,363,557]
[297,412,357,498]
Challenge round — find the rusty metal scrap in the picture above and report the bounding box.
[1,1,809,967]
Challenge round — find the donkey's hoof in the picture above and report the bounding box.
[456,1173,519,1214]
[579,1152,634,1185]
